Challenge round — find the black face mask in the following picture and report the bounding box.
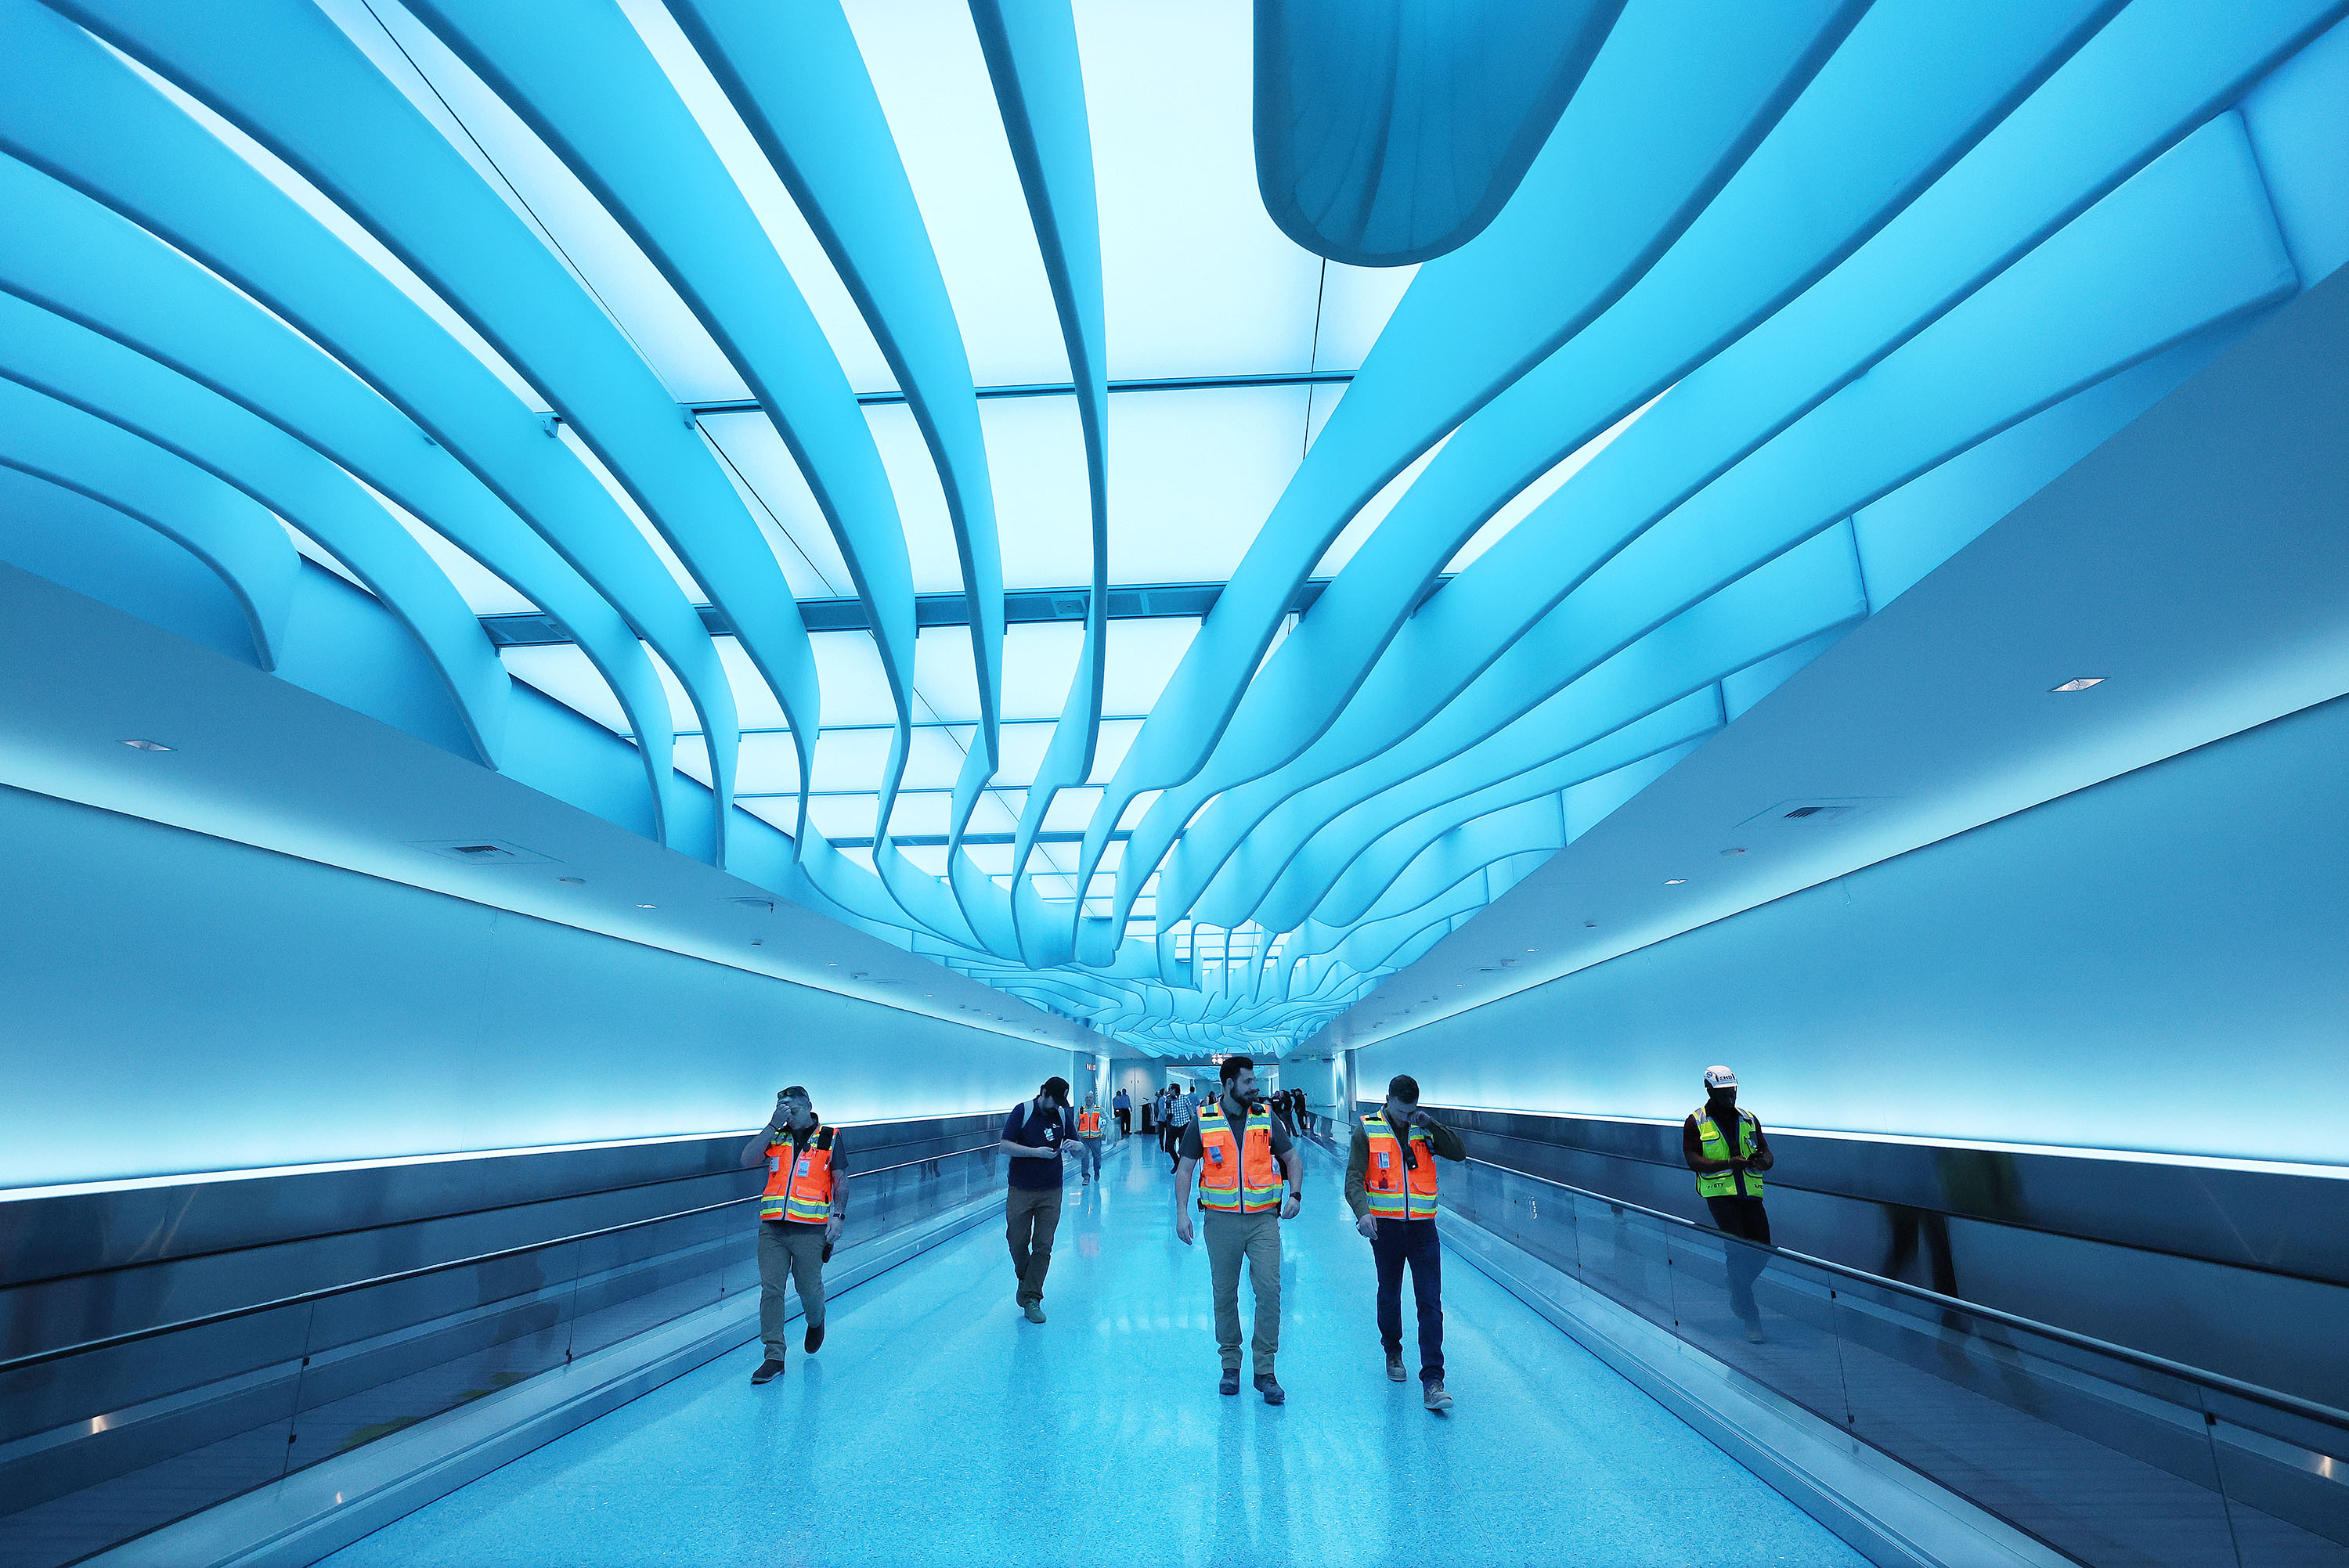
[1708,1089,1737,1114]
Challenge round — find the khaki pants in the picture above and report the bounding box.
[757,1221,827,1359]
[1204,1209,1281,1376]
[1005,1185,1063,1305]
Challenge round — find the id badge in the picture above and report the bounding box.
[1209,1146,1225,1165]
[1377,1152,1391,1169]
[796,1158,812,1177]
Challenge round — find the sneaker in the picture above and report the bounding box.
[1254,1373,1286,1407]
[1385,1354,1407,1383]
[1745,1322,1767,1344]
[1218,1368,1241,1397]
[1024,1301,1048,1324]
[803,1324,824,1354]
[1423,1379,1452,1411]
[750,1358,785,1385]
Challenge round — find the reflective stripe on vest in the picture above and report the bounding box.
[762,1125,838,1222]
[1077,1108,1102,1137]
[1361,1113,1439,1219]
[1196,1102,1282,1213]
[1692,1109,1763,1199]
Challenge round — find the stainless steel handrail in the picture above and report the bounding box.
[0,1144,1001,1375]
[1458,1155,2349,1429]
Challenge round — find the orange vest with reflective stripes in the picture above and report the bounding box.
[1196,1101,1282,1213]
[1077,1108,1103,1137]
[1362,1113,1439,1220]
[761,1126,837,1223]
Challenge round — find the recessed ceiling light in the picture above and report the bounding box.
[2051,677,2105,692]
[558,877,586,885]
[120,738,171,752]
[1721,847,1747,856]
[634,903,656,909]
[1665,878,1687,885]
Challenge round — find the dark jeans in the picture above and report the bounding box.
[1705,1195,1772,1325]
[1372,1217,1444,1382]
[1115,1109,1131,1135]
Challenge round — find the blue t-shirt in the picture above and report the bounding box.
[1003,1101,1073,1191]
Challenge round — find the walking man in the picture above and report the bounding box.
[1175,1056,1303,1404]
[738,1086,846,1385]
[1113,1087,1131,1137]
[1164,1082,1196,1173]
[1077,1093,1106,1184]
[1345,1074,1464,1410]
[1683,1065,1776,1343]
[1001,1076,1074,1323]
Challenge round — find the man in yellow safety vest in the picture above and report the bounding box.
[1683,1065,1776,1342]
[1175,1056,1302,1404]
[737,1085,846,1384]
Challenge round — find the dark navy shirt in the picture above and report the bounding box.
[1003,1100,1073,1191]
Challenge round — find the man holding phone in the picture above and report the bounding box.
[738,1086,846,1385]
[1000,1076,1076,1323]
[1344,1075,1465,1411]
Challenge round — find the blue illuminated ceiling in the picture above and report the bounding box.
[1,0,2344,1058]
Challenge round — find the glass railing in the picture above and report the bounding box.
[0,1143,1005,1568]
[1445,1158,2349,1568]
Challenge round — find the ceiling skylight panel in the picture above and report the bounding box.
[1041,788,1106,833]
[723,731,800,795]
[1109,387,1312,582]
[501,643,628,733]
[1312,264,1421,373]
[1088,718,1145,784]
[807,727,896,792]
[614,0,897,395]
[864,404,963,595]
[107,38,550,413]
[997,623,1087,722]
[903,725,974,789]
[987,723,1055,788]
[696,413,854,597]
[328,0,745,402]
[980,395,1094,589]
[808,630,901,725]
[713,637,789,730]
[1073,0,1322,377]
[841,0,1070,385]
[806,793,879,842]
[1102,619,1200,713]
[909,626,980,723]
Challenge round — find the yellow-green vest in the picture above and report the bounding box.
[1693,1108,1763,1199]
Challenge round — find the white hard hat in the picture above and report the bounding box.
[1703,1065,1738,1090]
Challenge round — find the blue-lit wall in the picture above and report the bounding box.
[1359,694,2349,1166]
[0,784,1070,1190]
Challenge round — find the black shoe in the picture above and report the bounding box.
[1423,1379,1452,1411]
[1218,1368,1241,1397]
[803,1324,824,1354]
[750,1358,785,1385]
[1254,1374,1286,1406]
[1385,1354,1406,1382]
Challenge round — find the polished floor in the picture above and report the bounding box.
[320,1135,1865,1567]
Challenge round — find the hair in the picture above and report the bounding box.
[1387,1074,1420,1105]
[1040,1076,1071,1107]
[1220,1054,1256,1084]
[780,1085,810,1102]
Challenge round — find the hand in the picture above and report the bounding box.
[1282,1192,1301,1220]
[824,1215,842,1243]
[1175,1209,1195,1246]
[1355,1212,1378,1240]
[1409,1108,1433,1128]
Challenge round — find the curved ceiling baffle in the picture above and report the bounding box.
[6,0,2344,1058]
[666,0,1015,960]
[0,0,694,842]
[967,0,1113,974]
[1252,0,1627,266]
[1088,0,1876,974]
[0,294,509,765]
[55,0,760,867]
